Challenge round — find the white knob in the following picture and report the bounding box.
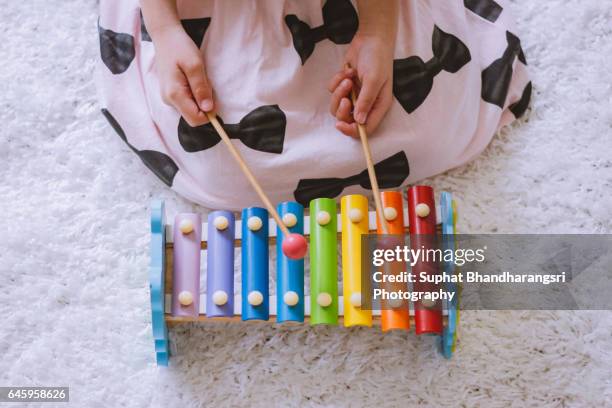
[317,292,333,308]
[415,203,430,218]
[247,216,263,231]
[383,207,398,221]
[421,298,436,308]
[348,208,363,223]
[283,291,299,306]
[178,290,193,306]
[179,219,194,234]
[212,290,228,306]
[213,215,229,231]
[350,292,362,308]
[282,213,298,228]
[388,298,403,309]
[316,211,331,226]
[248,290,264,306]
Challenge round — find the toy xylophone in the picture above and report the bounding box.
[149,186,459,366]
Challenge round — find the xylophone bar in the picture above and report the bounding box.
[276,202,305,323]
[341,195,372,327]
[241,207,269,321]
[309,198,339,325]
[377,191,411,331]
[408,186,443,335]
[171,213,201,318]
[206,211,235,318]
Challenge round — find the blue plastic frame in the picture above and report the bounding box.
[440,192,459,359]
[150,200,169,366]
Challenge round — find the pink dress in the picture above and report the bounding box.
[97,0,530,210]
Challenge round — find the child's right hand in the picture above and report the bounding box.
[154,26,213,126]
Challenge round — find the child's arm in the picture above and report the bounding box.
[141,0,213,126]
[328,0,398,137]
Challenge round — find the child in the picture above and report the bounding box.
[98,0,530,210]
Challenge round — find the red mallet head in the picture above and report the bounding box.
[282,233,308,260]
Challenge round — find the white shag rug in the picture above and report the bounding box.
[1,1,611,407]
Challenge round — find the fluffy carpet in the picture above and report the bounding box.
[1,0,611,406]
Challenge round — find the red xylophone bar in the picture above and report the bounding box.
[407,186,443,335]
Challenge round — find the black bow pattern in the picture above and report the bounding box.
[140,10,152,42]
[181,17,211,48]
[509,81,532,119]
[482,31,526,108]
[101,109,179,187]
[178,105,286,154]
[99,22,135,75]
[285,0,358,65]
[393,26,471,114]
[293,151,410,206]
[140,12,210,48]
[464,0,503,23]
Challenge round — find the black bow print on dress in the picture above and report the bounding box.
[181,18,211,48]
[482,31,526,108]
[99,21,135,75]
[464,0,503,23]
[285,0,358,65]
[293,151,410,206]
[140,10,152,42]
[178,105,286,154]
[140,12,210,48]
[393,26,471,114]
[101,109,179,187]
[509,81,532,119]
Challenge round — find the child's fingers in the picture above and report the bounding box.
[180,58,214,112]
[364,83,393,135]
[335,97,353,124]
[176,95,209,127]
[163,82,208,127]
[329,78,354,116]
[327,67,355,93]
[354,76,383,125]
[335,121,358,138]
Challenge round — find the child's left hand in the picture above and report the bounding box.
[328,34,394,138]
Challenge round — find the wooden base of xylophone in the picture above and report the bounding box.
[164,294,449,324]
[166,315,449,327]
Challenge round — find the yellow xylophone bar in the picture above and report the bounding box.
[341,195,372,327]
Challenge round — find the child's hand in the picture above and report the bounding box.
[328,35,394,138]
[154,26,213,126]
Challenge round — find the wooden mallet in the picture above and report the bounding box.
[345,64,390,234]
[205,111,308,260]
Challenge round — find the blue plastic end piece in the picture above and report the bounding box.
[150,200,170,366]
[440,192,458,359]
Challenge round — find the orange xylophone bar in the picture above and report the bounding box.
[377,191,411,331]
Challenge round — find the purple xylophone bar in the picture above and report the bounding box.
[171,213,202,317]
[206,211,235,317]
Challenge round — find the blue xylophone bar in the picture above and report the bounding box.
[241,207,269,321]
[276,202,305,323]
